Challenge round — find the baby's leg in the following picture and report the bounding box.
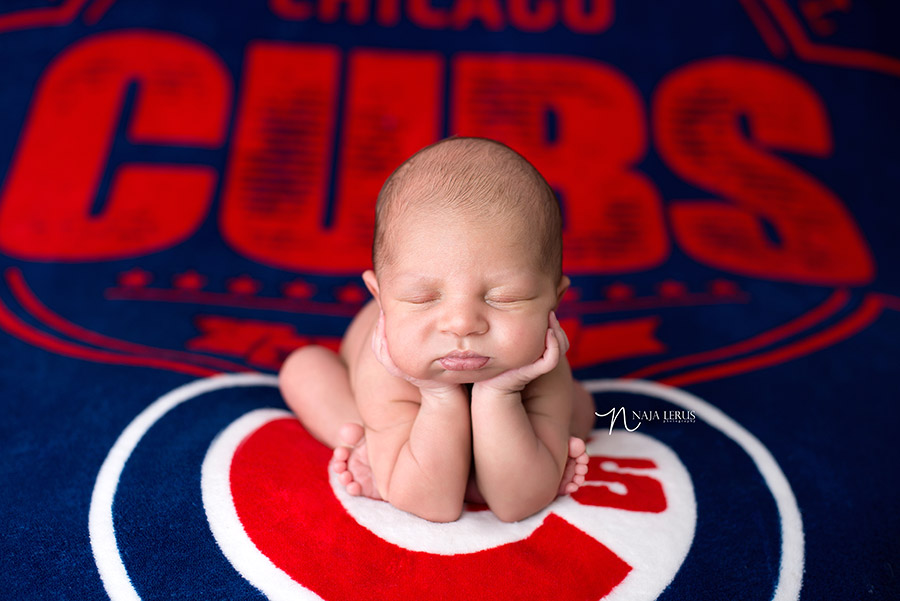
[279,345,381,499]
[279,345,361,448]
[558,382,595,495]
[468,383,593,504]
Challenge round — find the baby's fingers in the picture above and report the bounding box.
[530,326,561,376]
[549,311,570,355]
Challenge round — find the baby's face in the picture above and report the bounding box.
[368,211,567,384]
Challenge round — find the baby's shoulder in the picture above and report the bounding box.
[353,336,420,408]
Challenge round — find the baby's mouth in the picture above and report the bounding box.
[439,351,489,371]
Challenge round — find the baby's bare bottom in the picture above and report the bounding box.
[279,345,595,510]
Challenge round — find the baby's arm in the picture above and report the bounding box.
[359,314,472,522]
[470,314,574,522]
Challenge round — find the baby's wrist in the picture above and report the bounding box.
[471,381,524,402]
[420,384,468,405]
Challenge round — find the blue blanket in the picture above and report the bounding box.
[1,1,898,599]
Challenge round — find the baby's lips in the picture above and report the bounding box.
[439,352,489,371]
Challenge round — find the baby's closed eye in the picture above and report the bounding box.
[401,293,440,304]
[485,292,536,307]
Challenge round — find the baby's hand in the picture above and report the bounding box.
[476,312,569,395]
[371,311,462,396]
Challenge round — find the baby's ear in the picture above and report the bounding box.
[362,270,381,306]
[555,275,571,308]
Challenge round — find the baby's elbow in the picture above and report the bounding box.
[389,490,463,523]
[405,498,464,523]
[492,505,537,523]
[417,505,464,523]
[491,488,557,523]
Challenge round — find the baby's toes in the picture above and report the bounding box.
[338,422,364,447]
[568,436,587,459]
[330,447,350,473]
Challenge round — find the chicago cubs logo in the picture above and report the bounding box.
[0,1,893,382]
[89,374,801,599]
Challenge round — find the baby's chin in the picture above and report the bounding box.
[396,364,495,384]
[433,369,500,385]
[426,359,535,385]
[396,349,545,384]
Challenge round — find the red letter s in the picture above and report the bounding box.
[655,58,873,285]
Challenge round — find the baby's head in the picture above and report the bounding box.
[364,137,569,382]
[372,137,562,285]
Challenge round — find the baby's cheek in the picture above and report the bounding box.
[385,329,431,378]
[502,323,548,366]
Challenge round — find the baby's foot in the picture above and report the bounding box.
[558,436,589,495]
[330,423,382,500]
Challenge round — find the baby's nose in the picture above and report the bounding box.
[439,299,488,337]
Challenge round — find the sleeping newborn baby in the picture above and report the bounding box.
[279,137,594,523]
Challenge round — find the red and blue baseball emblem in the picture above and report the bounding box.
[87,374,807,599]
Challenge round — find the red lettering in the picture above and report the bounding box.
[269,0,609,34]
[560,316,664,369]
[376,0,402,25]
[188,316,339,370]
[269,0,314,19]
[508,0,556,32]
[654,58,874,285]
[0,31,229,261]
[333,49,443,266]
[408,0,450,28]
[222,45,442,273]
[453,54,668,274]
[319,0,370,24]
[452,0,504,30]
[220,43,341,271]
[562,0,613,34]
[573,456,667,512]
